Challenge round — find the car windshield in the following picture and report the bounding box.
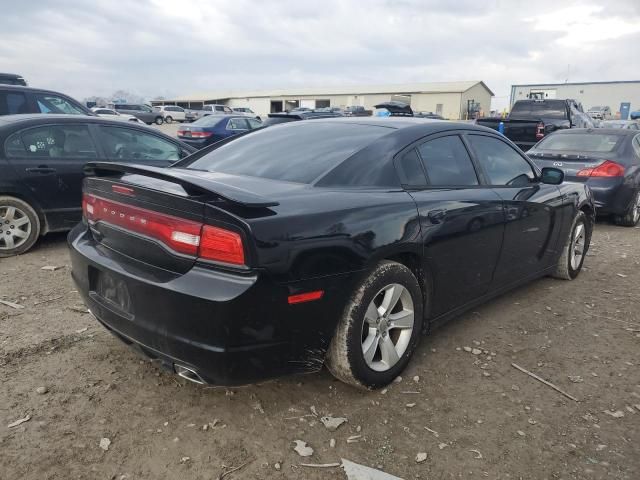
[510,101,567,120]
[536,133,623,152]
[191,115,226,127]
[183,122,391,183]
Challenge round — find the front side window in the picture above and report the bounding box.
[467,135,535,186]
[417,135,478,186]
[247,118,262,129]
[34,94,85,115]
[99,126,180,161]
[0,92,29,115]
[6,125,97,159]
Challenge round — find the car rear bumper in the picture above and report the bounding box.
[68,224,357,385]
[584,177,634,215]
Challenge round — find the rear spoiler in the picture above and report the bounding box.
[84,162,279,208]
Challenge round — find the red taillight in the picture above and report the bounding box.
[288,290,324,305]
[178,130,212,138]
[82,193,246,265]
[83,193,201,256]
[577,160,625,178]
[535,122,545,140]
[112,185,135,196]
[199,225,245,265]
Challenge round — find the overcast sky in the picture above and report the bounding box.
[2,0,639,109]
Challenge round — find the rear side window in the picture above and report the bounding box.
[417,135,478,186]
[396,149,427,186]
[632,136,640,158]
[537,133,622,152]
[34,94,85,115]
[6,125,97,159]
[227,118,249,130]
[99,126,180,162]
[510,101,567,120]
[467,135,535,186]
[0,92,29,115]
[185,122,391,184]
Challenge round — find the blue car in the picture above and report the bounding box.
[177,115,262,149]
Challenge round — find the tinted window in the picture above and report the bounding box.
[191,115,226,127]
[99,126,180,161]
[396,148,427,186]
[7,125,97,159]
[510,101,567,120]
[262,116,298,126]
[417,135,478,186]
[185,122,390,184]
[0,92,29,115]
[468,135,535,186]
[536,133,622,152]
[34,94,85,115]
[227,118,249,130]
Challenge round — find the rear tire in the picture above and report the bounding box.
[613,190,640,227]
[552,210,591,280]
[0,196,41,257]
[164,116,173,124]
[154,116,164,125]
[326,261,424,390]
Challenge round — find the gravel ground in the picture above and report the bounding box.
[1,222,639,479]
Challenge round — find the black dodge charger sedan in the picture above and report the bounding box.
[68,118,594,389]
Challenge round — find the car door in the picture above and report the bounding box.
[172,106,186,121]
[399,133,506,316]
[4,123,101,229]
[465,133,566,287]
[96,124,185,166]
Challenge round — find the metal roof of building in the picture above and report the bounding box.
[163,81,493,102]
[512,80,640,88]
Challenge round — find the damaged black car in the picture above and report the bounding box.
[68,118,594,389]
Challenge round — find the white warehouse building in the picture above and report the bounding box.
[152,81,494,120]
[510,80,640,119]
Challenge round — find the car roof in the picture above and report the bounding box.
[0,84,74,95]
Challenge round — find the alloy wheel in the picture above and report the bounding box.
[0,205,31,251]
[570,221,585,270]
[633,193,640,224]
[361,283,415,372]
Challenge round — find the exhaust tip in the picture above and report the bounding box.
[174,364,205,385]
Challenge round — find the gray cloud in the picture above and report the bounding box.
[1,0,638,109]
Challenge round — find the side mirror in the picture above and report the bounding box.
[541,167,564,185]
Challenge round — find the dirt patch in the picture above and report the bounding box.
[1,226,639,479]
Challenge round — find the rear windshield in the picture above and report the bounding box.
[536,133,622,152]
[191,115,227,127]
[510,101,567,120]
[184,122,391,183]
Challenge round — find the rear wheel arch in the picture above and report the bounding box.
[384,251,432,327]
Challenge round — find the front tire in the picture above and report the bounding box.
[0,196,41,257]
[613,190,640,227]
[552,210,591,280]
[326,261,424,390]
[154,116,164,125]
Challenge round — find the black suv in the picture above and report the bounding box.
[0,73,27,86]
[0,85,92,117]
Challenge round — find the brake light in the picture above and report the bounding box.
[535,122,545,140]
[288,290,324,304]
[178,130,212,138]
[199,225,245,265]
[82,193,246,265]
[112,185,135,196]
[577,160,625,178]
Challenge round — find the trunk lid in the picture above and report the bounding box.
[528,151,614,179]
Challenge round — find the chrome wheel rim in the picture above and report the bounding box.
[361,283,414,372]
[0,205,31,251]
[570,221,585,270]
[632,193,640,223]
